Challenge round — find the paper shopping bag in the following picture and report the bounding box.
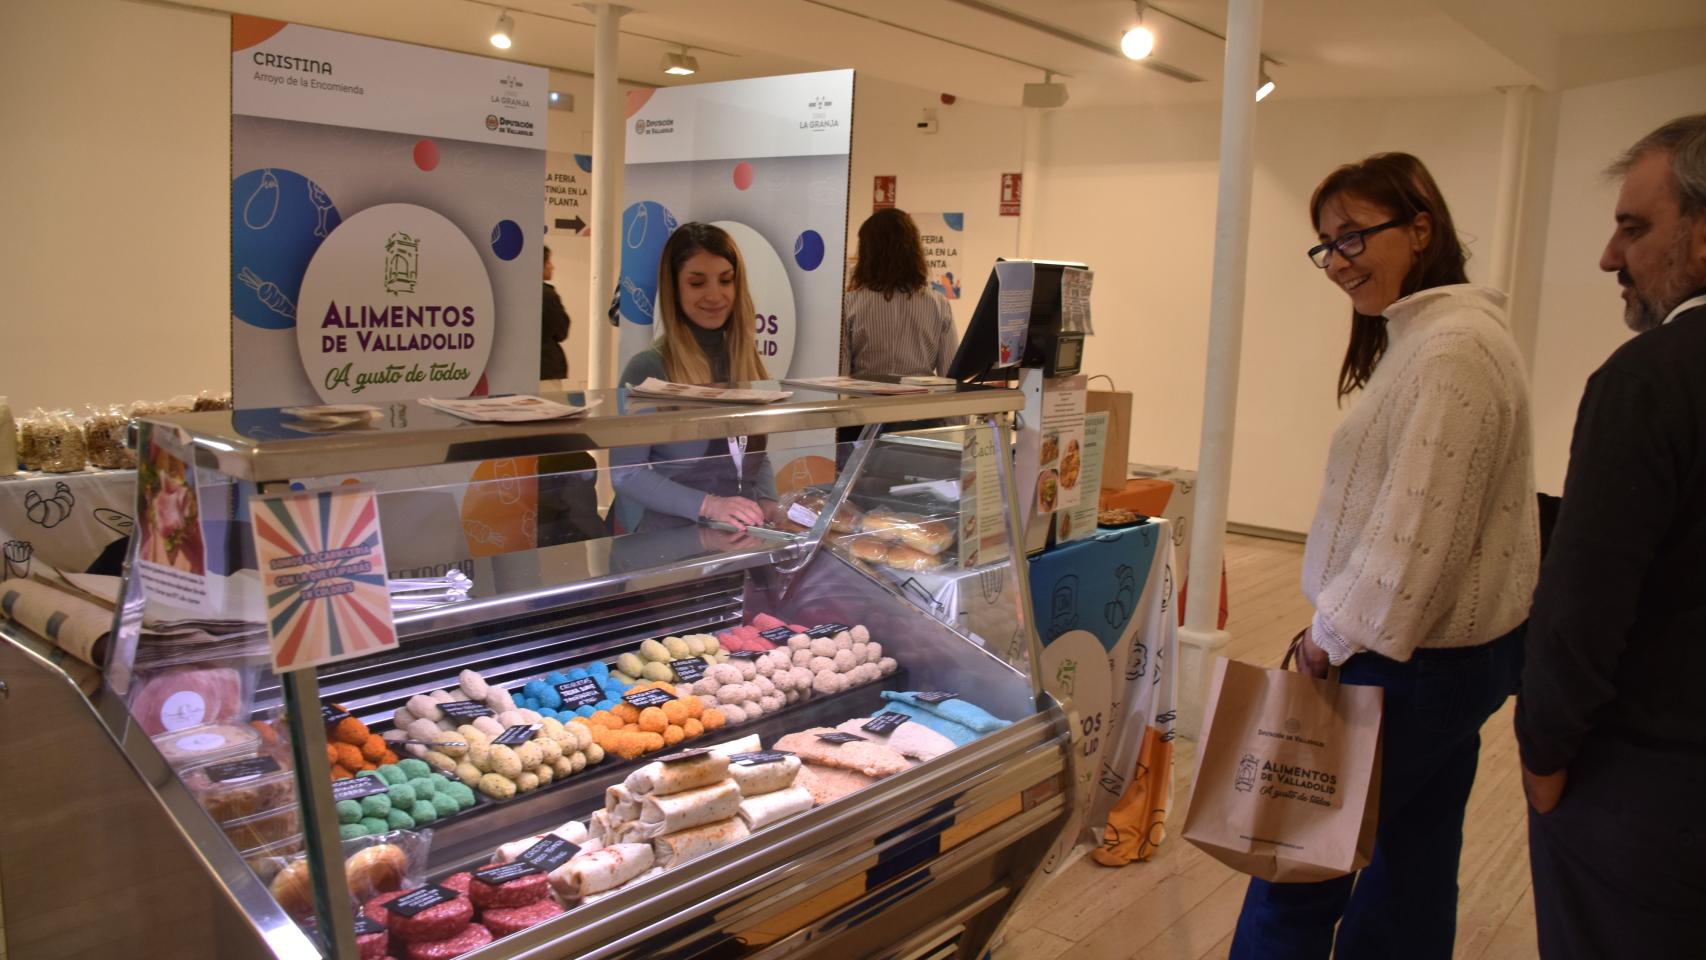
[1181,651,1383,882]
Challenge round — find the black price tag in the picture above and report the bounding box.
[438,700,494,721]
[205,755,281,783]
[760,626,795,643]
[863,712,911,735]
[518,833,579,872]
[353,914,385,937]
[729,750,794,766]
[670,658,708,682]
[728,650,764,659]
[556,677,603,710]
[491,724,539,747]
[474,861,541,885]
[914,691,959,704]
[656,747,712,765]
[383,884,457,917]
[815,731,867,745]
[332,776,391,803]
[623,687,676,708]
[807,623,852,639]
[321,703,351,728]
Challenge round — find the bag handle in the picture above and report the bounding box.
[1282,627,1341,684]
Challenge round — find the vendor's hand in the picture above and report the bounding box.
[1294,629,1331,679]
[1521,763,1568,814]
[759,498,782,526]
[700,494,765,528]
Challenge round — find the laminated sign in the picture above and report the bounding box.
[251,484,398,672]
[1182,653,1383,882]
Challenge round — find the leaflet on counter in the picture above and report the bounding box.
[779,376,929,395]
[419,395,594,422]
[626,378,793,404]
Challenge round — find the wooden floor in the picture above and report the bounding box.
[996,533,1538,960]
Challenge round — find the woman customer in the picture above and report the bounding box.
[843,208,957,380]
[612,222,776,535]
[1229,153,1539,959]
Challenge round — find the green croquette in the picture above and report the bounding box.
[396,758,431,779]
[408,800,438,824]
[335,800,362,824]
[359,794,391,819]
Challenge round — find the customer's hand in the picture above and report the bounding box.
[759,498,782,526]
[1294,629,1331,679]
[1521,763,1568,814]
[700,495,765,527]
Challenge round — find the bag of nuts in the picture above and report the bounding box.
[84,404,136,469]
[37,410,88,473]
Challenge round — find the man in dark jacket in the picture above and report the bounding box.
[541,244,570,380]
[1517,113,1706,958]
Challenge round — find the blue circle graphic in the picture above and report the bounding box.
[491,219,525,261]
[617,200,678,326]
[793,230,826,271]
[231,168,342,330]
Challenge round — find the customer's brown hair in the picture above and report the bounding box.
[851,208,930,300]
[1310,153,1470,401]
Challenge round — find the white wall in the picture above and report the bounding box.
[0,0,614,410]
[1527,62,1706,494]
[1033,93,1508,532]
[847,75,1026,334]
[1,0,231,413]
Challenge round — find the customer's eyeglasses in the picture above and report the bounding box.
[1308,218,1408,268]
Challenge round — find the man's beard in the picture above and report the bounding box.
[1624,220,1705,332]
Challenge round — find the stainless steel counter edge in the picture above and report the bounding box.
[0,623,322,959]
[143,385,1024,482]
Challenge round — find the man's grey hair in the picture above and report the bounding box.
[1608,113,1706,219]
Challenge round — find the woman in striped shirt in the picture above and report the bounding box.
[843,209,957,379]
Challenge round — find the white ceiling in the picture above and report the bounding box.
[172,0,1706,107]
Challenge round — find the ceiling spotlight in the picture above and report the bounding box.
[490,11,514,49]
[661,47,698,76]
[1121,2,1155,60]
[1256,61,1275,101]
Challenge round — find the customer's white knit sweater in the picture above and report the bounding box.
[1304,284,1539,664]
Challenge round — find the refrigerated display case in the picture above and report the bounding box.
[0,382,1073,960]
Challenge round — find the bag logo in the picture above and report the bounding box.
[1285,717,1301,735]
[384,232,420,295]
[1235,753,1259,792]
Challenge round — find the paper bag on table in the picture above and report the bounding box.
[1181,649,1382,882]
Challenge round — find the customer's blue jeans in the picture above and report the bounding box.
[1228,625,1524,960]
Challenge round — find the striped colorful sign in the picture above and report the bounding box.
[251,484,397,672]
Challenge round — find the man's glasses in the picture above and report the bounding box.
[1308,218,1408,268]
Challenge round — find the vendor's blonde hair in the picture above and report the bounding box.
[655,223,768,384]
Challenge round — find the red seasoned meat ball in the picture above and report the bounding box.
[469,871,548,910]
[403,922,492,960]
[481,899,565,938]
[383,894,473,943]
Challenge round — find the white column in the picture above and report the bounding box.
[585,3,628,391]
[1017,107,1045,258]
[1176,0,1264,740]
[1488,84,1537,296]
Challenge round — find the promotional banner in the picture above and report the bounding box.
[914,213,965,301]
[618,70,854,382]
[250,484,397,672]
[230,16,547,408]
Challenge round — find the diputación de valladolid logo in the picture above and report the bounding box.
[635,117,675,135]
[1235,753,1259,792]
[384,232,419,296]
